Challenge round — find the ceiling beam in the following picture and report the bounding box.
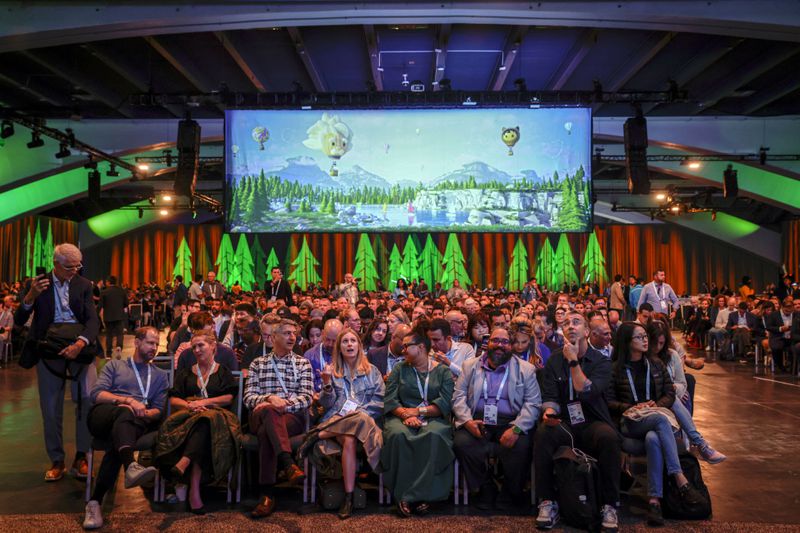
[431,24,450,92]
[0,68,71,108]
[741,73,800,114]
[363,25,383,92]
[593,31,674,112]
[489,25,527,91]
[691,44,800,114]
[214,31,268,93]
[143,35,209,92]
[546,29,598,90]
[287,27,327,93]
[20,50,136,118]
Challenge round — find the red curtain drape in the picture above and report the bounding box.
[783,220,800,279]
[0,216,77,282]
[79,223,780,294]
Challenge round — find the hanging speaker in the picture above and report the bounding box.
[174,118,201,197]
[624,115,649,194]
[723,164,738,198]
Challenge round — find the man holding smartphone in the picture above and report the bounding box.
[14,243,99,483]
[533,312,620,532]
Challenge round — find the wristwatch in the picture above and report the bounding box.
[512,425,522,435]
[568,359,580,368]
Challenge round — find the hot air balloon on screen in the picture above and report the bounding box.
[564,122,573,135]
[303,113,353,176]
[501,126,520,155]
[252,127,269,150]
[231,144,239,158]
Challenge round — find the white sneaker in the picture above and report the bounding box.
[124,461,157,489]
[83,500,103,530]
[698,443,727,464]
[601,504,618,531]
[536,500,559,529]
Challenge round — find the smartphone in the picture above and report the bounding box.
[35,266,47,277]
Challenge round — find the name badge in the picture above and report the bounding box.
[270,296,277,302]
[567,401,586,425]
[483,403,499,425]
[417,401,428,426]
[338,399,359,416]
[660,300,668,311]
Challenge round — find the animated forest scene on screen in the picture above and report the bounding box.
[225,108,592,233]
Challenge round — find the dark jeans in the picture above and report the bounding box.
[534,420,621,507]
[105,320,125,355]
[770,337,793,370]
[453,420,531,499]
[87,403,154,502]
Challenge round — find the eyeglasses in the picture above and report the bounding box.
[402,342,421,350]
[58,262,82,271]
[632,335,648,341]
[488,338,511,345]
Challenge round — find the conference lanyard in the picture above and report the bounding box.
[319,344,329,374]
[343,366,358,400]
[272,280,281,297]
[413,361,432,404]
[270,354,298,396]
[482,365,510,403]
[196,362,217,399]
[626,358,651,403]
[130,359,152,406]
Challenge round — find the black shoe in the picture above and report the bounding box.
[338,492,353,520]
[474,482,497,511]
[647,502,664,526]
[678,483,703,506]
[186,500,205,515]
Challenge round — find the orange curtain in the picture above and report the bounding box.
[0,216,77,281]
[783,220,800,279]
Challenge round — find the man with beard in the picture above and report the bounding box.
[534,312,620,532]
[268,267,294,306]
[220,303,257,351]
[452,327,541,509]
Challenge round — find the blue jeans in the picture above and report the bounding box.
[708,327,728,347]
[623,414,682,498]
[671,397,704,447]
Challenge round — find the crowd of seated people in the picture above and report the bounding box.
[4,268,800,532]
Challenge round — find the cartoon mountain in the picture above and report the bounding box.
[431,161,515,186]
[333,165,393,190]
[266,156,335,188]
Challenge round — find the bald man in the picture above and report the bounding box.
[368,323,411,378]
[303,319,342,391]
[587,316,613,358]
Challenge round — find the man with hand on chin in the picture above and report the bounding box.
[244,319,313,518]
[452,327,541,509]
[533,312,620,533]
[268,267,294,306]
[83,326,170,530]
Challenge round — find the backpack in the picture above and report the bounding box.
[553,445,601,531]
[662,452,712,520]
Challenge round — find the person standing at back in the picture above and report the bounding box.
[637,270,678,320]
[99,275,128,358]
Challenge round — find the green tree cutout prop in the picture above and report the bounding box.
[233,234,256,290]
[250,237,268,289]
[266,247,280,274]
[43,221,54,269]
[33,219,43,272]
[468,246,483,289]
[284,237,299,275]
[536,237,556,291]
[172,237,193,285]
[288,236,321,290]
[373,237,390,289]
[399,235,421,284]
[387,244,403,290]
[23,225,33,278]
[553,234,579,289]
[419,234,443,288]
[353,234,379,291]
[581,231,608,285]
[215,234,236,287]
[440,234,471,289]
[506,237,529,291]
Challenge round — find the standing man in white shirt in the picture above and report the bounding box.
[637,269,679,319]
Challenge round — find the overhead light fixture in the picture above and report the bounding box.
[670,204,680,212]
[84,156,98,170]
[462,96,477,106]
[148,197,156,206]
[0,120,13,139]
[137,163,150,171]
[655,193,666,201]
[162,194,172,201]
[106,163,119,177]
[163,149,173,166]
[687,161,701,169]
[55,143,71,159]
[138,207,144,219]
[759,146,769,165]
[159,209,169,216]
[27,131,44,149]
[513,78,527,92]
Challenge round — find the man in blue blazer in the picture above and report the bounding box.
[15,243,100,482]
[725,301,759,359]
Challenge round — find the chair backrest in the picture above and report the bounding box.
[233,370,245,419]
[129,303,143,320]
[152,354,176,416]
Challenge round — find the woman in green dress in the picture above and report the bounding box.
[381,323,455,517]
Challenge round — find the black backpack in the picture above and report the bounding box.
[662,452,712,520]
[553,445,601,531]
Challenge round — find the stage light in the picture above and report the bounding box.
[0,120,13,139]
[159,209,169,216]
[148,197,156,206]
[65,128,76,146]
[163,194,172,201]
[55,143,71,159]
[759,146,769,165]
[163,149,173,167]
[670,205,680,212]
[687,161,701,170]
[27,131,44,149]
[137,163,150,171]
[84,156,97,170]
[106,163,119,177]
[439,78,452,91]
[138,207,144,219]
[711,210,717,221]
[655,193,666,201]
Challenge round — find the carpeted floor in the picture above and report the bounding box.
[3,511,800,532]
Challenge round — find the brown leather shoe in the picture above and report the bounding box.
[251,496,276,518]
[45,461,66,482]
[71,457,89,480]
[281,463,306,485]
[685,357,705,370]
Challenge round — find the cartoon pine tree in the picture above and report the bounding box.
[234,234,255,290]
[558,179,585,231]
[506,237,529,291]
[536,237,556,292]
[468,246,483,288]
[33,219,43,271]
[353,233,379,291]
[266,247,280,274]
[439,234,471,289]
[419,234,443,288]
[387,244,403,291]
[197,241,213,277]
[172,237,193,286]
[43,220,54,270]
[287,236,321,290]
[247,174,269,226]
[373,236,390,288]
[23,225,33,277]
[553,234,579,289]
[215,233,236,287]
[399,235,420,284]
[581,230,608,286]
[229,182,242,225]
[284,236,299,274]
[250,236,268,289]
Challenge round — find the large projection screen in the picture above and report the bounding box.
[225,107,592,233]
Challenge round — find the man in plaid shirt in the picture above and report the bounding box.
[244,318,313,518]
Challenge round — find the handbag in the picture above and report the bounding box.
[317,479,367,511]
[37,323,97,364]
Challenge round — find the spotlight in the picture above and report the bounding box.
[670,204,680,212]
[54,143,71,159]
[27,131,44,149]
[655,193,666,201]
[106,163,119,177]
[159,209,169,216]
[0,120,13,139]
[162,194,172,201]
[137,163,150,171]
[687,161,701,170]
[163,149,173,166]
[138,207,144,219]
[148,197,156,206]
[711,210,717,221]
[84,156,97,170]
[439,78,452,91]
[65,128,76,147]
[759,146,769,165]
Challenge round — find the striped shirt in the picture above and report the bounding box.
[244,350,314,413]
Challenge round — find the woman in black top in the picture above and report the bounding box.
[155,332,240,513]
[607,322,702,526]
